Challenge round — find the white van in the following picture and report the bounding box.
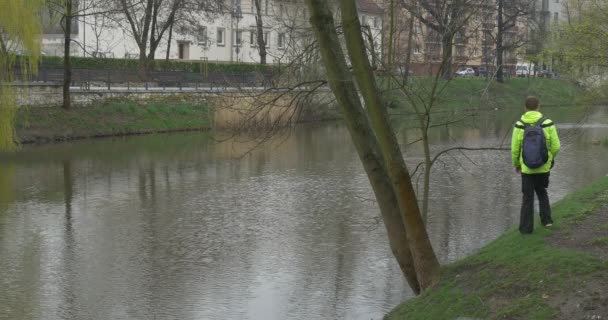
[516,63,534,77]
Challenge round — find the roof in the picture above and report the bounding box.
[357,0,383,15]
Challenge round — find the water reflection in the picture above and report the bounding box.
[1,107,608,320]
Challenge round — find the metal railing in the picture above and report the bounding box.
[12,66,278,91]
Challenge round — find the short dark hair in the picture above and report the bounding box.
[525,96,539,110]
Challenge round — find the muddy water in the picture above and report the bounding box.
[1,106,607,320]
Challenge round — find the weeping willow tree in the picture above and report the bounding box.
[0,0,43,151]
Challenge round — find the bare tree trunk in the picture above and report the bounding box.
[62,0,73,110]
[403,11,415,82]
[166,17,174,62]
[305,0,422,293]
[439,31,454,80]
[339,0,440,290]
[387,0,395,88]
[363,26,377,70]
[254,0,267,64]
[421,130,431,222]
[496,0,504,83]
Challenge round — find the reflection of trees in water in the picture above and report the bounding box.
[61,159,78,318]
[138,161,158,206]
[0,165,16,211]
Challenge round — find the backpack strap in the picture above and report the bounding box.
[535,117,547,128]
[540,118,555,128]
[514,118,526,129]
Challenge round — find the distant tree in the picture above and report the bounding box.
[400,0,485,79]
[45,0,116,109]
[494,0,533,82]
[0,0,43,150]
[112,0,224,76]
[552,0,608,88]
[253,0,267,64]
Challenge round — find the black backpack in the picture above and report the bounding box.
[521,117,549,169]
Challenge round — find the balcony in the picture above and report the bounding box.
[504,58,517,65]
[482,22,495,30]
[454,56,469,64]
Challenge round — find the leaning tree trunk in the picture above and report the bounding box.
[254,0,267,64]
[305,0,422,293]
[339,0,440,290]
[62,0,73,110]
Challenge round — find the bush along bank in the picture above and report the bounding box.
[15,101,211,144]
[33,56,276,74]
[387,177,608,320]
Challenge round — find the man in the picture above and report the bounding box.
[511,96,561,234]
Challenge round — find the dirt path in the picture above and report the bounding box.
[546,203,608,320]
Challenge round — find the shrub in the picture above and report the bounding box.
[34,56,276,74]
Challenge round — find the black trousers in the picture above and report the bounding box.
[520,173,553,234]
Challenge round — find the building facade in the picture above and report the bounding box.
[41,0,383,66]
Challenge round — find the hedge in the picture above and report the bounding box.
[35,56,276,73]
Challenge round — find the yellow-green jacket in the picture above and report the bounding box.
[511,111,561,174]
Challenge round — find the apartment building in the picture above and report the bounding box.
[41,0,383,65]
[375,0,536,76]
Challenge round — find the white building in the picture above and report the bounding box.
[42,0,384,65]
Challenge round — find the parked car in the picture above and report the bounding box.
[476,66,488,77]
[455,67,475,77]
[538,70,554,78]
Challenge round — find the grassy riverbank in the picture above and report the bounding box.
[15,102,211,144]
[387,177,608,320]
[391,78,583,111]
[12,78,582,144]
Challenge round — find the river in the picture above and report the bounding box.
[1,106,608,320]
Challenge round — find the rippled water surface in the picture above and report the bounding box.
[1,106,608,320]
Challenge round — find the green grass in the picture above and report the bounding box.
[388,77,583,112]
[591,237,608,245]
[15,101,210,143]
[386,177,608,320]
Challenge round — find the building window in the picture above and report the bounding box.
[233,30,243,46]
[264,0,268,14]
[361,15,368,26]
[482,30,490,42]
[456,46,466,57]
[455,31,465,44]
[217,28,225,46]
[250,29,257,47]
[373,17,380,28]
[413,44,421,54]
[251,30,269,47]
[178,42,189,59]
[278,33,285,48]
[279,4,285,17]
[197,26,207,46]
[553,12,559,22]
